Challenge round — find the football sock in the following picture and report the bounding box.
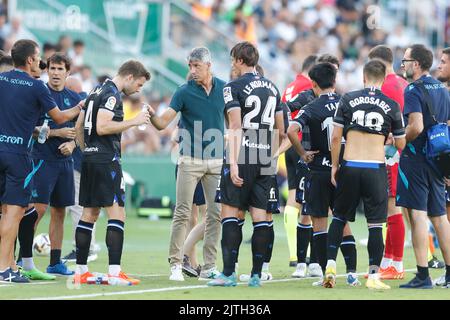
[340,235,357,273]
[368,225,384,268]
[264,221,274,264]
[251,221,271,278]
[75,220,93,265]
[18,207,37,259]
[313,231,327,272]
[388,214,405,262]
[283,205,299,261]
[221,218,240,276]
[417,265,429,280]
[297,223,312,264]
[106,220,124,266]
[326,216,346,261]
[50,249,61,266]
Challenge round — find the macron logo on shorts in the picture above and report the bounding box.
[0,134,24,145]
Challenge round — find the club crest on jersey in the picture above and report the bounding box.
[105,96,116,110]
[223,87,232,104]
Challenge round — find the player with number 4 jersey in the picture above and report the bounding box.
[74,60,151,286]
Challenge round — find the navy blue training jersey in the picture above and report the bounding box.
[287,88,316,150]
[82,79,123,163]
[32,85,82,161]
[223,72,283,166]
[292,93,340,171]
[333,87,405,142]
[286,89,316,113]
[402,75,450,161]
[0,69,56,155]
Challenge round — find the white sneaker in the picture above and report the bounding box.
[433,274,446,286]
[90,243,101,254]
[198,267,220,281]
[292,263,307,278]
[169,264,184,281]
[239,272,272,282]
[308,263,323,277]
[261,271,273,281]
[312,277,324,286]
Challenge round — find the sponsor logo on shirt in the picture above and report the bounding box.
[84,147,99,152]
[223,87,232,104]
[105,96,116,110]
[0,134,24,145]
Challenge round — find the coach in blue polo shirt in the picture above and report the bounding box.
[0,39,82,282]
[397,44,450,289]
[149,47,225,281]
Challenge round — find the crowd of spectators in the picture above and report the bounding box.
[1,0,450,156]
[189,0,450,92]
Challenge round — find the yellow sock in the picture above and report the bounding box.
[284,205,299,261]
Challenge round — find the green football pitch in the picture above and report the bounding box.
[2,212,449,300]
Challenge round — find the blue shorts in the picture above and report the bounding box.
[31,159,75,207]
[175,164,205,206]
[396,156,446,216]
[0,153,33,207]
[193,180,205,206]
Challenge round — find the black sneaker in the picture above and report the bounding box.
[62,250,76,263]
[0,268,30,283]
[182,255,199,278]
[399,275,433,289]
[428,256,445,269]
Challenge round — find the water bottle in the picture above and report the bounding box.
[86,274,109,285]
[138,104,149,131]
[384,144,397,159]
[108,276,132,286]
[38,119,49,144]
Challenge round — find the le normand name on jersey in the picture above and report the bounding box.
[348,96,392,114]
[243,79,278,96]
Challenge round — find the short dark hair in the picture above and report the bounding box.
[0,55,13,68]
[409,44,433,71]
[73,39,84,47]
[255,64,264,77]
[317,54,340,68]
[118,60,151,80]
[11,39,39,67]
[308,63,336,89]
[301,55,317,73]
[230,41,259,67]
[363,60,386,82]
[47,53,71,72]
[368,45,393,64]
[442,47,450,57]
[43,42,55,52]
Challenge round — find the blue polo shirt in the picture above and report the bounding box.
[170,77,225,159]
[403,75,450,162]
[32,85,82,161]
[0,69,57,155]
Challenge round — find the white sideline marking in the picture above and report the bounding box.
[127,274,165,277]
[27,269,416,300]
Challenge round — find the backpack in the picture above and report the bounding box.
[415,80,450,178]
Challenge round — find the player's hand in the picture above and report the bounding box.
[58,141,75,156]
[76,99,85,111]
[385,133,394,145]
[146,104,156,117]
[230,163,243,187]
[134,110,151,126]
[331,165,339,187]
[444,177,450,187]
[301,150,319,163]
[54,127,76,139]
